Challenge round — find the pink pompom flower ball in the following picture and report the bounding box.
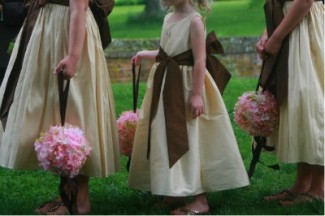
[34,124,92,178]
[117,110,139,157]
[234,90,279,137]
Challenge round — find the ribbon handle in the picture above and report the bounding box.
[126,63,141,172]
[57,73,70,126]
[57,73,78,214]
[248,136,279,179]
[132,63,141,113]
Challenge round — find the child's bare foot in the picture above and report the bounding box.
[154,196,185,209]
[171,194,209,215]
[34,198,63,215]
[263,190,297,201]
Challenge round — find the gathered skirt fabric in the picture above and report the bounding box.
[0,4,120,177]
[128,63,250,196]
[268,2,324,165]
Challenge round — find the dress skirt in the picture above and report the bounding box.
[0,4,120,177]
[128,63,250,196]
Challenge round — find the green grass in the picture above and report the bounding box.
[109,0,265,39]
[0,78,323,215]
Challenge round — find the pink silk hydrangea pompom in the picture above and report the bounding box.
[34,124,92,178]
[234,91,279,137]
[117,110,139,157]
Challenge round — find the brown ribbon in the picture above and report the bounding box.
[258,0,289,106]
[89,0,115,48]
[90,0,115,17]
[148,31,231,168]
[205,31,231,95]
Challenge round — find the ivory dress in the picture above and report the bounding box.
[268,2,324,166]
[128,12,249,196]
[0,3,121,177]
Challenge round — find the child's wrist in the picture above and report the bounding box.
[137,51,145,60]
[271,30,284,43]
[67,54,79,63]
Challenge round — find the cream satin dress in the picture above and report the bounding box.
[0,4,120,177]
[128,12,249,197]
[268,2,324,165]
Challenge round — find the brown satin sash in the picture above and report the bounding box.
[259,0,289,106]
[148,31,231,168]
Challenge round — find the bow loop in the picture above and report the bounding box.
[206,31,224,55]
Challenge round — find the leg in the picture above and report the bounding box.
[171,193,209,215]
[280,164,324,206]
[264,163,312,201]
[35,175,91,215]
[289,163,313,193]
[75,175,91,214]
[308,165,324,200]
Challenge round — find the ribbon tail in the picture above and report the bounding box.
[163,61,189,168]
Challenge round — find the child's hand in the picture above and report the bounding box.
[256,35,268,60]
[189,94,204,119]
[131,51,143,66]
[264,34,283,57]
[54,55,78,79]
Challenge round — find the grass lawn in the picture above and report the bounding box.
[109,0,265,39]
[0,78,323,215]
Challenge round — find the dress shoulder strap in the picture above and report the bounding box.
[188,12,206,28]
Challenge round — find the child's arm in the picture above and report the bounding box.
[189,16,206,118]
[131,50,159,66]
[264,0,314,56]
[54,0,89,78]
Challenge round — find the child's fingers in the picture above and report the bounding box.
[54,62,65,75]
[132,55,142,66]
[197,107,203,117]
[260,39,267,47]
[131,56,136,64]
[190,105,196,118]
[191,106,203,118]
[256,43,263,53]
